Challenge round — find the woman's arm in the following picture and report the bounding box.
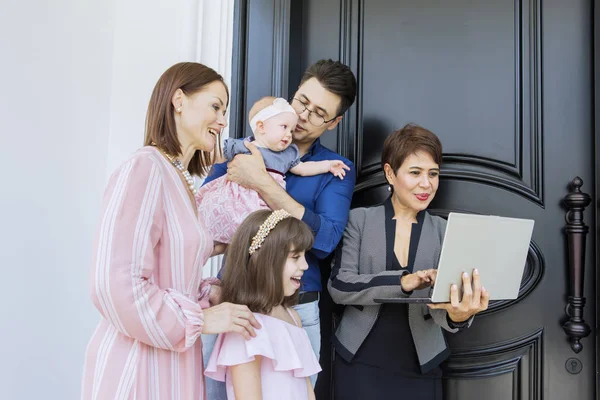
[231,356,263,400]
[428,270,488,332]
[328,209,442,306]
[328,211,410,306]
[91,155,260,351]
[90,155,205,351]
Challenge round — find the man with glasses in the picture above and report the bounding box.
[203,59,357,394]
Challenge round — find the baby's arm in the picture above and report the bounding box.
[289,160,350,180]
[231,356,263,400]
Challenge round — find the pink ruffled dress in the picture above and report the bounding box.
[204,310,321,400]
[195,171,285,243]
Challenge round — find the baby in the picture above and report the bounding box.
[196,96,349,244]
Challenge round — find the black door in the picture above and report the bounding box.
[235,0,597,398]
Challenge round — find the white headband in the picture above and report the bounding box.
[250,97,297,133]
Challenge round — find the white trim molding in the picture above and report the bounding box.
[188,0,235,278]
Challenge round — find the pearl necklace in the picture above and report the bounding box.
[153,144,197,195]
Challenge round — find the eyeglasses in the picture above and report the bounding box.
[290,98,338,127]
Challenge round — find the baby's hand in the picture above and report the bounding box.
[329,160,351,180]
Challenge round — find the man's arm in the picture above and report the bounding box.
[225,141,307,219]
[299,162,355,258]
[227,141,356,259]
[328,211,410,306]
[203,138,254,186]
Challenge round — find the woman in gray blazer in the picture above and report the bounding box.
[328,124,489,399]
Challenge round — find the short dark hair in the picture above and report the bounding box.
[299,59,357,117]
[144,62,229,176]
[220,210,314,314]
[381,123,443,173]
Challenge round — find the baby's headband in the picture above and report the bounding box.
[248,209,292,255]
[250,98,297,134]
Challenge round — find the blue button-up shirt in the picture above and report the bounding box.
[202,138,356,292]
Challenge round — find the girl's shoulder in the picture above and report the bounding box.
[204,311,321,379]
[254,312,301,331]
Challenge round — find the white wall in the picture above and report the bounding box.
[0,1,233,398]
[0,0,116,398]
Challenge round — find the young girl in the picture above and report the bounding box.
[195,96,349,244]
[204,209,320,400]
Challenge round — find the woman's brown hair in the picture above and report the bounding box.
[144,62,229,176]
[220,210,314,314]
[381,123,443,173]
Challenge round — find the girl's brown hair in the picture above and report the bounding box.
[144,62,229,176]
[220,210,314,314]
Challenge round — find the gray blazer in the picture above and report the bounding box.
[328,199,472,373]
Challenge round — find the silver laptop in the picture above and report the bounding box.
[374,212,535,304]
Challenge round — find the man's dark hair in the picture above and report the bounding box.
[300,59,357,117]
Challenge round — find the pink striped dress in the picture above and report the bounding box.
[81,147,215,400]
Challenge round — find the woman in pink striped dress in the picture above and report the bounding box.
[81,62,261,400]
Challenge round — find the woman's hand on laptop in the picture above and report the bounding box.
[427,268,489,322]
[400,269,438,292]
